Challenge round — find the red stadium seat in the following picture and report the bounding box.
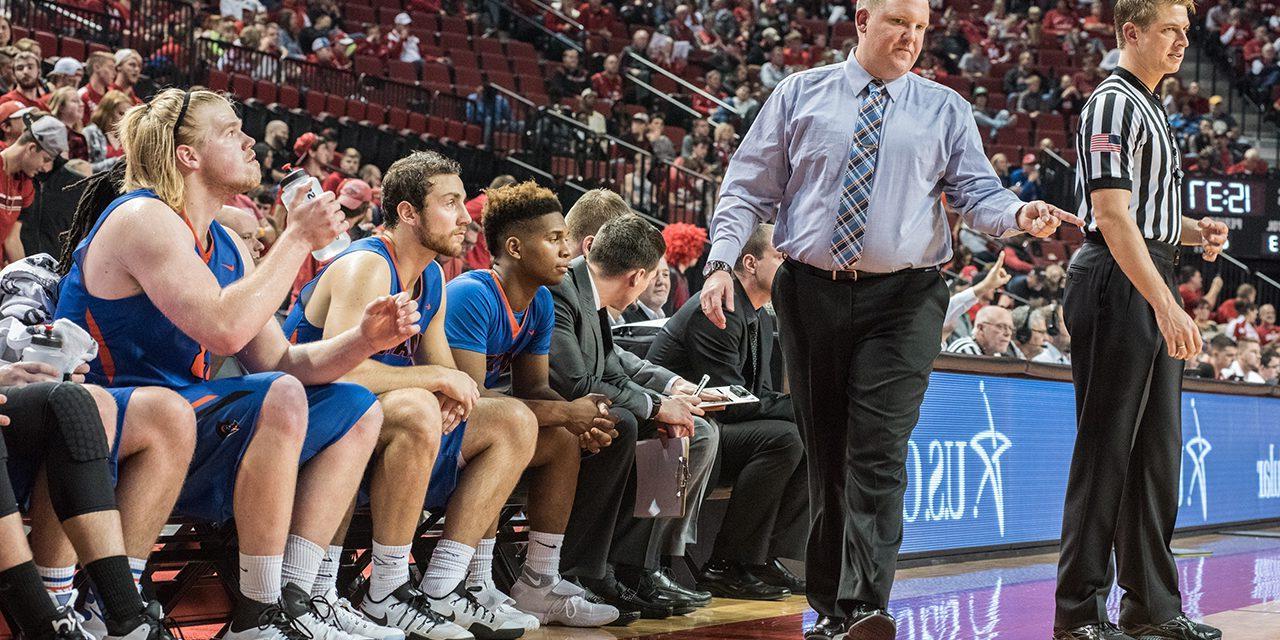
[10,26,28,42]
[387,107,410,131]
[364,103,388,125]
[276,85,301,109]
[373,0,400,11]
[411,11,438,31]
[486,72,516,91]
[344,99,367,122]
[408,112,429,134]
[427,116,449,140]
[449,50,478,69]
[324,94,347,118]
[207,69,231,93]
[439,32,470,52]
[231,74,254,98]
[462,124,484,147]
[439,15,470,35]
[34,31,58,57]
[480,53,510,73]
[354,55,385,77]
[421,62,451,86]
[506,41,538,60]
[454,67,484,91]
[1035,112,1066,134]
[254,80,278,104]
[474,38,504,56]
[938,76,971,96]
[305,90,327,115]
[388,60,420,82]
[831,21,856,41]
[346,5,376,26]
[492,131,522,151]
[377,6,403,26]
[60,37,87,61]
[512,58,541,78]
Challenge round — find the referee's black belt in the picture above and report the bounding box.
[1083,231,1179,266]
[784,257,940,282]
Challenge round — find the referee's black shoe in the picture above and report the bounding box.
[1123,615,1222,640]
[1052,623,1137,639]
[697,559,790,601]
[615,564,698,614]
[803,615,845,640]
[651,566,712,607]
[844,603,895,640]
[750,558,806,594]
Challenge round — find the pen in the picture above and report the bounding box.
[693,374,710,397]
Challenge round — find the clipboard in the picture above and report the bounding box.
[696,385,759,409]
[634,436,690,518]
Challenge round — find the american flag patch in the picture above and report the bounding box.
[1090,133,1122,154]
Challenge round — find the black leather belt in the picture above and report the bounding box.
[1082,231,1179,266]
[784,257,940,282]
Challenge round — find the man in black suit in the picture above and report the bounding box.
[548,212,719,619]
[622,257,671,324]
[648,223,806,601]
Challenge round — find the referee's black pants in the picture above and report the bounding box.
[1055,240,1184,630]
[773,261,947,615]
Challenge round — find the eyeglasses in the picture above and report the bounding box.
[979,322,1014,334]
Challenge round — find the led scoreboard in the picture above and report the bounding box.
[1180,176,1280,259]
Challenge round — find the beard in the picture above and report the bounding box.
[415,223,463,257]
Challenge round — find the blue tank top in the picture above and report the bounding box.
[54,189,246,388]
[282,236,443,366]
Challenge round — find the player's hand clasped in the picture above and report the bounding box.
[1017,200,1085,238]
[431,368,480,433]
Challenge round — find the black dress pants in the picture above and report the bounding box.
[710,418,807,564]
[561,407,645,579]
[773,262,947,615]
[1054,240,1184,630]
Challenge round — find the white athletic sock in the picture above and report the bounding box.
[465,538,495,590]
[282,535,325,594]
[128,557,147,595]
[524,531,563,580]
[369,541,412,601]
[419,539,474,598]
[36,565,76,607]
[312,545,344,598]
[239,554,283,604]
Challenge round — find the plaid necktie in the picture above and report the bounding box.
[830,79,887,269]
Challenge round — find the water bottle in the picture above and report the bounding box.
[280,168,349,262]
[22,325,71,376]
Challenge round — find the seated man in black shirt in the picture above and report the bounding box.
[647,223,806,600]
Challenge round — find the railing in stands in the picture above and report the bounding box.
[623,50,735,114]
[1188,27,1280,167]
[199,38,359,98]
[10,0,196,87]
[492,0,584,53]
[522,100,722,225]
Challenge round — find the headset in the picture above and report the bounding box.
[1015,303,1061,344]
[1015,305,1035,344]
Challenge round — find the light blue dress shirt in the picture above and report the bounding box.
[708,53,1026,273]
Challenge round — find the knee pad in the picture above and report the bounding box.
[46,383,110,463]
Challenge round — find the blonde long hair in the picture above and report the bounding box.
[119,88,228,212]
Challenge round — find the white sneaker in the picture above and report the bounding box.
[422,583,525,639]
[510,573,619,628]
[222,601,311,640]
[466,584,539,632]
[48,605,95,640]
[313,588,404,640]
[359,581,473,640]
[279,583,365,640]
[78,588,107,640]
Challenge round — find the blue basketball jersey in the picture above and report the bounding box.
[282,236,442,365]
[54,189,246,388]
[443,269,553,389]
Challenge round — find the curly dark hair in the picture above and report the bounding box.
[482,181,563,260]
[381,150,462,229]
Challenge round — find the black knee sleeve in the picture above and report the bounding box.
[0,435,17,518]
[43,383,117,521]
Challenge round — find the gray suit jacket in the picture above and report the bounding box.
[548,257,678,417]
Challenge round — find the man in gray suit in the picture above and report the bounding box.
[549,209,720,620]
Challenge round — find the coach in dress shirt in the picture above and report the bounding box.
[698,0,1080,637]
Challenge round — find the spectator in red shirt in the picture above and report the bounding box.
[0,52,47,109]
[1219,9,1250,49]
[0,115,65,262]
[1178,267,1223,314]
[0,102,33,147]
[591,54,624,105]
[1258,303,1280,347]
[1216,283,1257,323]
[1071,55,1105,97]
[462,174,515,271]
[1041,0,1078,38]
[578,0,614,36]
[1184,81,1209,114]
[322,147,362,192]
[1082,2,1109,37]
[1243,25,1271,62]
[781,30,810,67]
[307,38,347,69]
[667,4,697,43]
[111,49,144,105]
[690,68,726,116]
[78,51,116,126]
[355,24,388,59]
[1227,148,1269,175]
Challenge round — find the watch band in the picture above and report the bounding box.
[702,260,732,277]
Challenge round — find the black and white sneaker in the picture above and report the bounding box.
[422,583,525,640]
[358,581,473,640]
[222,600,312,640]
[40,605,94,640]
[104,601,174,640]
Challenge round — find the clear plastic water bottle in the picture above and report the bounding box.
[280,168,349,262]
[22,325,72,376]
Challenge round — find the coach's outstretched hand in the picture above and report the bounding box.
[1017,201,1084,238]
[359,291,421,353]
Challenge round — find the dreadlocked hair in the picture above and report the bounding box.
[57,161,126,276]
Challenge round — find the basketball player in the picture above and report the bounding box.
[282,151,533,640]
[54,89,420,640]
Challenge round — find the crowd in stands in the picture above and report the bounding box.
[1200,0,1280,123]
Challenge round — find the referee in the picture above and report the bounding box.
[1053,1,1227,639]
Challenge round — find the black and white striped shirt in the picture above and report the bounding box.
[1075,67,1183,245]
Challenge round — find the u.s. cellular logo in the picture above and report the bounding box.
[1259,444,1280,499]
